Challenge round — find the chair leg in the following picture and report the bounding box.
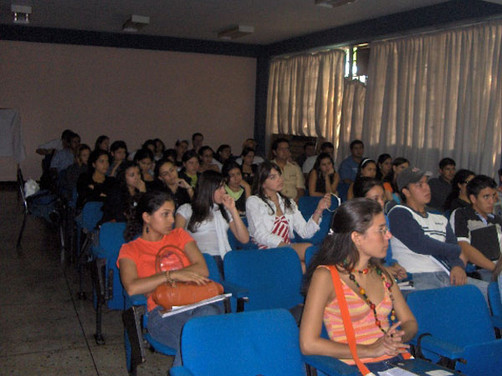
[16,212,27,250]
[93,258,107,345]
[123,306,147,374]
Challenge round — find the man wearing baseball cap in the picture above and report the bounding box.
[388,166,487,296]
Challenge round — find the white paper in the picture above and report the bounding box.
[159,293,232,318]
[378,367,418,376]
[425,370,454,376]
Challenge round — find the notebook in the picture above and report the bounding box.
[471,225,501,261]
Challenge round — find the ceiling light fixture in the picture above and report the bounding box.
[122,14,150,32]
[11,4,32,24]
[315,0,358,8]
[217,25,254,40]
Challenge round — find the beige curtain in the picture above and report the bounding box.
[337,79,366,165]
[266,50,345,151]
[364,21,502,175]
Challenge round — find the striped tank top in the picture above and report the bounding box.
[321,266,394,365]
[256,215,291,249]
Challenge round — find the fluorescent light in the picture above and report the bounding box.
[315,0,358,8]
[122,14,150,32]
[217,25,254,40]
[11,4,32,24]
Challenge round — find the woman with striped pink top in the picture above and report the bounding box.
[246,161,331,270]
[300,199,417,373]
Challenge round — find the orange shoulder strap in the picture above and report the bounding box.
[327,265,374,375]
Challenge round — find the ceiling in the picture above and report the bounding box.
[2,0,501,46]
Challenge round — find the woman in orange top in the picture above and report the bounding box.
[300,199,417,372]
[118,191,221,366]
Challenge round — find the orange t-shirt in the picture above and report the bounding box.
[117,228,194,311]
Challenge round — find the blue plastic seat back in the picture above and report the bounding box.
[488,281,502,317]
[226,216,254,250]
[97,221,127,310]
[296,195,339,245]
[407,285,495,346]
[305,245,319,269]
[203,253,223,283]
[81,201,103,231]
[223,248,303,311]
[179,309,306,376]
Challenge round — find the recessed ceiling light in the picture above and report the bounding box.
[122,14,150,33]
[315,0,358,8]
[11,4,32,24]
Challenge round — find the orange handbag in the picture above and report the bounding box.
[152,280,224,310]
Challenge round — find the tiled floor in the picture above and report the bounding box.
[0,189,172,375]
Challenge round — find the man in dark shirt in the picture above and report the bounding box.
[428,157,456,211]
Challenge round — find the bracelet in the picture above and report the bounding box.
[164,270,174,285]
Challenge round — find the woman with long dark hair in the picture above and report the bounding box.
[347,158,377,200]
[443,169,475,212]
[300,199,417,372]
[153,158,193,209]
[239,146,258,186]
[178,150,200,189]
[246,161,331,269]
[101,161,146,223]
[118,191,221,367]
[307,152,339,197]
[383,157,410,203]
[376,153,392,181]
[221,160,250,215]
[175,170,249,272]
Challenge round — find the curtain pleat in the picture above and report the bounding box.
[364,21,502,175]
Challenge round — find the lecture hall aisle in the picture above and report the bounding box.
[0,187,170,375]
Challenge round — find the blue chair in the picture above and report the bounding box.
[226,216,254,250]
[92,221,127,344]
[123,254,234,376]
[170,309,307,376]
[407,285,502,375]
[75,201,103,299]
[223,247,303,312]
[488,281,502,334]
[296,195,339,245]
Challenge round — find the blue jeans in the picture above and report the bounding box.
[403,271,488,302]
[147,303,223,366]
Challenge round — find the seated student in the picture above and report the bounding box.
[376,153,392,181]
[61,144,90,202]
[162,148,178,164]
[246,161,331,269]
[235,138,265,166]
[174,139,189,168]
[178,150,200,189]
[450,175,501,280]
[297,141,316,171]
[383,157,409,205]
[303,142,335,179]
[443,169,475,212]
[339,140,364,186]
[153,138,165,161]
[215,144,233,166]
[50,131,80,173]
[239,147,258,186]
[36,129,73,156]
[118,191,222,367]
[153,158,193,209]
[353,177,407,281]
[387,167,487,296]
[94,135,110,152]
[271,138,305,202]
[133,148,155,189]
[101,161,146,223]
[346,158,377,200]
[428,157,456,212]
[76,149,115,211]
[107,140,128,177]
[300,199,417,372]
[191,132,204,153]
[175,171,249,273]
[308,152,339,197]
[221,160,251,215]
[198,146,220,173]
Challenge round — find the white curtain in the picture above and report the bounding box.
[266,50,345,154]
[364,21,502,175]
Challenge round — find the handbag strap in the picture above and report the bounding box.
[327,265,374,376]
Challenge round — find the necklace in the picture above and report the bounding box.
[347,264,395,334]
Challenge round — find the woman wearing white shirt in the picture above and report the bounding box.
[175,170,249,274]
[246,161,331,270]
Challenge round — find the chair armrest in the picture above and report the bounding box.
[124,293,147,308]
[303,355,359,376]
[417,335,465,360]
[221,281,249,299]
[169,366,194,376]
[491,315,502,329]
